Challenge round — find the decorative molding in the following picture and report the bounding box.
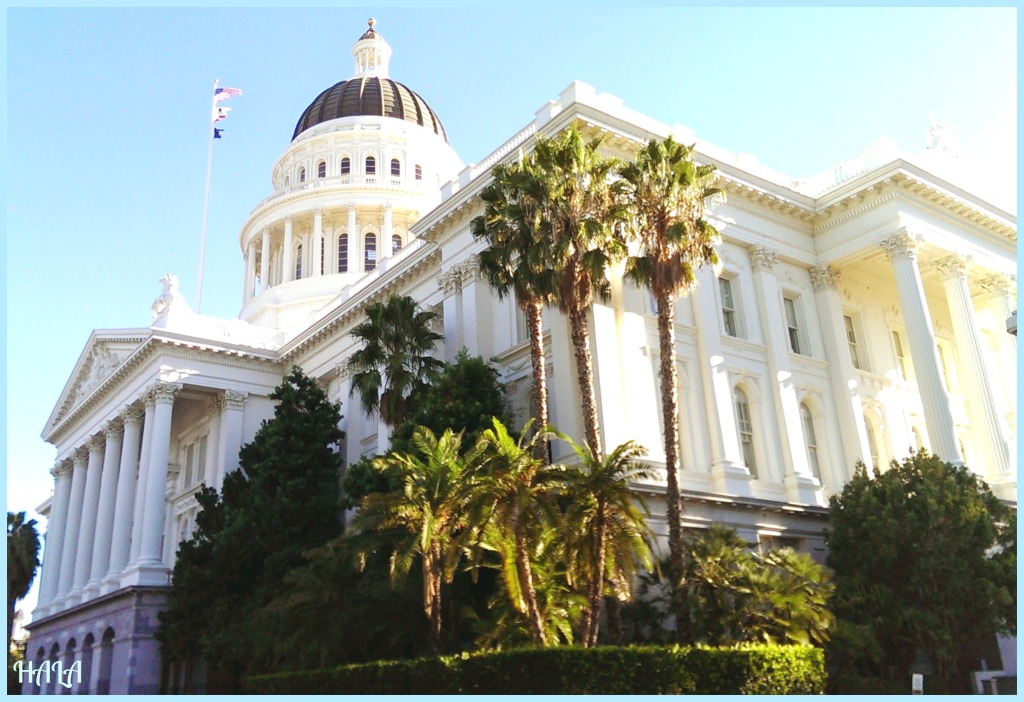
[808,265,840,290]
[979,273,1015,298]
[101,418,124,438]
[437,269,460,294]
[933,254,970,282]
[221,389,248,410]
[749,245,778,272]
[879,230,920,260]
[150,382,183,404]
[121,405,144,425]
[88,434,106,452]
[53,460,73,478]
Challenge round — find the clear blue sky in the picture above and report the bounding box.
[4,7,1017,601]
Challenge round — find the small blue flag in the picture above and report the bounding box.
[214,128,224,139]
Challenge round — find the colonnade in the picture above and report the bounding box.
[35,383,250,618]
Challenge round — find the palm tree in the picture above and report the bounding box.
[350,427,477,653]
[468,419,562,646]
[532,124,624,459]
[616,136,721,633]
[561,439,657,647]
[7,512,40,649]
[346,295,445,429]
[472,156,557,454]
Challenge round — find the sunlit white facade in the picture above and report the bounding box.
[24,21,1016,694]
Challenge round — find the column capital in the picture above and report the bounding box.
[101,418,124,439]
[52,459,74,478]
[749,245,778,272]
[437,269,460,294]
[312,208,323,217]
[147,382,182,405]
[73,445,90,464]
[879,230,921,260]
[979,273,1016,297]
[283,215,293,225]
[88,433,106,453]
[121,404,144,425]
[934,253,971,281]
[221,389,248,410]
[809,265,840,290]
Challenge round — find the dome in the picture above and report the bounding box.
[291,19,448,143]
[292,76,448,143]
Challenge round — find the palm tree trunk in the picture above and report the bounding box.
[525,299,550,459]
[585,511,607,647]
[568,304,603,458]
[655,290,686,638]
[423,551,443,653]
[515,526,548,646]
[605,595,623,644]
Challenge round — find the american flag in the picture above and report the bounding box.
[214,86,242,102]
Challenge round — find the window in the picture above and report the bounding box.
[320,237,325,274]
[295,243,303,280]
[936,344,954,390]
[298,167,306,183]
[390,158,401,177]
[719,276,738,337]
[800,404,821,480]
[734,388,756,476]
[284,175,290,186]
[338,233,348,273]
[317,161,326,178]
[340,157,351,175]
[844,315,864,370]
[392,234,403,254]
[415,164,423,180]
[783,296,802,354]
[364,232,377,271]
[892,330,907,379]
[865,421,881,472]
[365,156,376,175]
[181,434,208,489]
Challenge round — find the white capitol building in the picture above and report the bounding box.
[24,20,1017,694]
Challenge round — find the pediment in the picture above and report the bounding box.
[44,329,151,437]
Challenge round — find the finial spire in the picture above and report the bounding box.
[353,18,391,78]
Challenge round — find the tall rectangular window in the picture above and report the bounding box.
[719,276,738,337]
[844,315,864,370]
[936,344,954,390]
[338,233,348,273]
[734,389,757,476]
[892,330,907,379]
[783,296,802,354]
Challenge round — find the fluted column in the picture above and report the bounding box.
[128,396,157,567]
[880,231,962,463]
[312,209,323,277]
[691,266,751,495]
[282,217,294,283]
[86,421,123,598]
[56,449,89,606]
[810,265,873,476]
[71,435,106,600]
[936,255,1010,476]
[244,240,256,302]
[750,246,822,504]
[137,383,181,567]
[104,405,143,592]
[36,461,73,614]
[214,390,247,490]
[980,274,1017,354]
[259,228,271,292]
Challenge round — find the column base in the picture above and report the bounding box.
[120,563,172,587]
[100,573,123,595]
[710,461,753,496]
[784,473,826,506]
[83,580,102,602]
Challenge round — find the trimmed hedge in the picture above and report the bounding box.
[243,644,825,694]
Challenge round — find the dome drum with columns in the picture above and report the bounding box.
[23,19,1016,695]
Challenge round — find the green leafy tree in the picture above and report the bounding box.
[159,367,344,690]
[617,136,722,635]
[560,439,657,647]
[7,512,40,650]
[826,451,1016,693]
[472,157,557,453]
[347,295,445,429]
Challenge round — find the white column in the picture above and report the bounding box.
[104,405,143,592]
[381,204,393,260]
[282,217,294,283]
[810,265,873,476]
[215,390,247,490]
[36,461,73,614]
[347,205,358,271]
[749,246,822,504]
[259,228,271,292]
[56,449,88,606]
[879,231,962,463]
[438,268,461,362]
[935,255,1010,476]
[137,383,180,567]
[980,274,1017,354]
[691,266,751,495]
[458,256,484,357]
[71,436,106,601]
[128,396,156,567]
[324,221,336,274]
[86,421,123,598]
[244,240,256,302]
[312,209,323,277]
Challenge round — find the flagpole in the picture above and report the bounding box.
[196,78,219,314]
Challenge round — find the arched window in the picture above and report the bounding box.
[800,403,821,480]
[284,175,290,187]
[390,158,401,177]
[317,161,326,178]
[340,157,351,175]
[62,639,76,695]
[298,167,306,183]
[32,647,45,696]
[80,633,95,695]
[865,421,881,473]
[364,232,377,271]
[734,388,756,477]
[415,164,423,181]
[392,234,403,254]
[365,156,376,175]
[46,644,60,696]
[338,233,348,273]
[95,629,115,695]
[295,243,303,280]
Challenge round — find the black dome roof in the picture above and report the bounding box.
[292,76,448,143]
